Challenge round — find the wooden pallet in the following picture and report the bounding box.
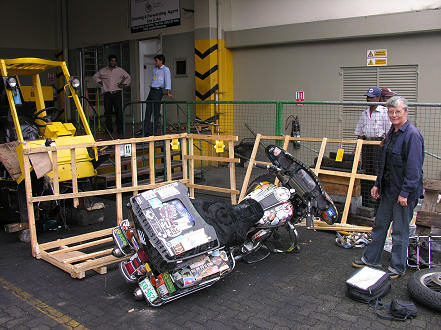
[38,228,129,279]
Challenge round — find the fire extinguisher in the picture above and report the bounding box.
[285,115,301,149]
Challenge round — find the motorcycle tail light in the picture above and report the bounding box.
[125,262,135,275]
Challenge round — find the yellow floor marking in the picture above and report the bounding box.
[0,277,88,330]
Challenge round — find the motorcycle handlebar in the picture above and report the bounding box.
[254,162,281,174]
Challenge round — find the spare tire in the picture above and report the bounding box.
[408,267,441,312]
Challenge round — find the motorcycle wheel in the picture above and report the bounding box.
[408,267,441,312]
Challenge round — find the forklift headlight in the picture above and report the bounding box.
[70,77,81,90]
[6,76,17,89]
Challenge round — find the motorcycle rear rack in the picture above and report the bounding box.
[146,250,236,307]
[148,277,221,307]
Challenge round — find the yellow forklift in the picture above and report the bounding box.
[0,58,101,241]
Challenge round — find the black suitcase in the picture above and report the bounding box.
[346,266,391,303]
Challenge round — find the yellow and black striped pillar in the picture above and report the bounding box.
[195,39,233,164]
[195,39,234,135]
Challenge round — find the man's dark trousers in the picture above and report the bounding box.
[362,186,417,274]
[143,88,163,136]
[103,91,123,134]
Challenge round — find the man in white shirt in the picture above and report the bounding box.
[138,54,173,136]
[355,87,391,209]
[93,55,131,136]
[355,87,391,175]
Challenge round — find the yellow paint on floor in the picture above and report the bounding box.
[0,277,88,329]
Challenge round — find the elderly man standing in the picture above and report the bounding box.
[353,96,424,278]
[93,55,131,136]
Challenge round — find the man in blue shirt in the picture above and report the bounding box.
[138,54,173,136]
[352,96,424,278]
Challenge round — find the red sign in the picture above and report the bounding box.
[296,90,304,106]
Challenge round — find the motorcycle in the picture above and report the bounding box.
[111,145,338,306]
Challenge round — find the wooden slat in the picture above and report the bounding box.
[184,155,240,163]
[48,237,114,255]
[70,149,78,207]
[275,135,291,186]
[29,179,189,202]
[239,133,262,202]
[52,150,59,195]
[39,251,79,278]
[39,228,113,250]
[186,183,239,194]
[313,137,327,175]
[23,153,39,257]
[341,139,363,224]
[165,139,172,182]
[131,143,138,196]
[416,211,441,228]
[149,141,155,184]
[318,169,377,181]
[187,134,238,141]
[22,134,188,154]
[423,178,441,192]
[181,137,188,181]
[189,137,195,198]
[228,140,237,205]
[4,222,29,233]
[73,254,123,273]
[63,248,114,264]
[115,145,122,224]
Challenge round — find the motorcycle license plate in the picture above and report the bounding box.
[139,278,158,303]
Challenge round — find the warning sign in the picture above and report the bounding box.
[367,49,387,66]
[367,49,387,58]
[367,58,388,66]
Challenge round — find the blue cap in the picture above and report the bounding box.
[364,87,381,97]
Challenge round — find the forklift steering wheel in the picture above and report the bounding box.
[33,107,64,126]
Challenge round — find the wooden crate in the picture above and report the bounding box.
[239,135,380,231]
[22,133,239,278]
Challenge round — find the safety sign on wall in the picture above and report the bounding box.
[296,90,304,106]
[367,49,387,66]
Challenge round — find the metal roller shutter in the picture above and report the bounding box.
[341,65,418,141]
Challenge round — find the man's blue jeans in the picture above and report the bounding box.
[362,187,416,274]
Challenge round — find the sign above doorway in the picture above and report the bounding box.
[131,0,181,33]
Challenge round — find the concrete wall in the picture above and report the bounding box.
[233,32,441,102]
[0,0,60,56]
[67,0,195,49]
[229,0,441,31]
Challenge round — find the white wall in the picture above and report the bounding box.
[229,0,441,31]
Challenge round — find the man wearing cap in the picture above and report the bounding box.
[355,87,391,207]
[380,88,397,102]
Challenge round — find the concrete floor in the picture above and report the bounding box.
[0,166,440,329]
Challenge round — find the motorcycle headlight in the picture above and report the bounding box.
[6,76,17,89]
[70,77,80,90]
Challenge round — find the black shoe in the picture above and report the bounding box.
[135,130,142,136]
[352,257,382,269]
[388,272,405,279]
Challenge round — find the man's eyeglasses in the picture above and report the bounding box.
[388,109,404,115]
